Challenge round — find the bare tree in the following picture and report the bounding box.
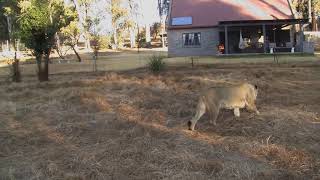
[157,0,170,47]
[292,0,320,31]
[108,0,134,48]
[60,21,82,62]
[71,0,93,49]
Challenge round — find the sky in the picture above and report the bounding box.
[139,0,160,25]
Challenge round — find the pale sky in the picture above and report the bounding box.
[139,0,160,25]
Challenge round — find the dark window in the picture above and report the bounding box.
[182,32,201,47]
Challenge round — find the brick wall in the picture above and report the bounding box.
[167,28,219,57]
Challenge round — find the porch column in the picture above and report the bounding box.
[290,24,295,47]
[262,24,267,53]
[224,26,229,54]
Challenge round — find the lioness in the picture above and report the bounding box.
[188,83,260,131]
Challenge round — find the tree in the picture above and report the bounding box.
[109,0,134,48]
[157,0,170,47]
[157,0,170,16]
[0,0,11,43]
[1,0,22,82]
[19,0,75,81]
[1,0,20,51]
[70,0,93,50]
[151,22,161,39]
[128,0,140,48]
[90,17,101,72]
[60,21,82,62]
[293,0,320,31]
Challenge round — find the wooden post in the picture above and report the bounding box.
[224,26,229,54]
[191,57,194,68]
[263,24,267,53]
[273,25,276,45]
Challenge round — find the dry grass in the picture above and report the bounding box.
[1,60,320,179]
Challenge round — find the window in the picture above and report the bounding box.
[183,33,201,47]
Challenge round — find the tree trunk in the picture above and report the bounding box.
[6,16,11,52]
[160,16,165,48]
[72,46,82,62]
[12,52,21,82]
[312,13,317,31]
[311,3,317,31]
[130,28,136,48]
[145,24,151,43]
[36,54,43,81]
[137,26,140,53]
[43,52,50,81]
[55,34,65,62]
[85,33,91,50]
[36,53,49,82]
[308,0,312,23]
[113,29,118,49]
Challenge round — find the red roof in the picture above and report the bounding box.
[169,0,294,29]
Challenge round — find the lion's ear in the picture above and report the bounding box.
[254,85,258,90]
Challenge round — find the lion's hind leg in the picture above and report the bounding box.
[208,103,220,126]
[188,99,206,131]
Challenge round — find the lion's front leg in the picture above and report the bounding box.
[246,103,260,115]
[233,108,240,117]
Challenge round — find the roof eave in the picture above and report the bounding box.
[168,18,309,30]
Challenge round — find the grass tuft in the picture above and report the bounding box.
[148,55,166,73]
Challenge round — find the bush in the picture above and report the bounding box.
[98,35,112,49]
[148,55,166,73]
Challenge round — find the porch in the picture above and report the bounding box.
[218,19,309,55]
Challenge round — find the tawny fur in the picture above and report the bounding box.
[188,83,259,131]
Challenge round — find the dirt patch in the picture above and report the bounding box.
[1,62,320,179]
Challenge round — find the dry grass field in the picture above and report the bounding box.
[1,53,320,179]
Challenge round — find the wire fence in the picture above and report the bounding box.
[0,52,319,82]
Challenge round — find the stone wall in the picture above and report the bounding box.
[167,28,219,57]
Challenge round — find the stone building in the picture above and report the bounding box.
[167,0,309,57]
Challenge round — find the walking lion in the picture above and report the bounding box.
[188,83,260,131]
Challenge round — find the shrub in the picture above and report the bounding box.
[148,55,166,73]
[99,35,112,49]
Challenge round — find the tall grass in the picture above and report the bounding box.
[148,55,166,73]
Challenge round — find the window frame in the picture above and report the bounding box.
[182,32,201,48]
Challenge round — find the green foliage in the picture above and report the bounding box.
[136,28,146,44]
[19,0,76,56]
[148,55,166,73]
[0,0,20,45]
[59,20,82,62]
[109,0,134,47]
[293,0,320,18]
[110,0,128,24]
[60,21,80,47]
[152,22,161,39]
[18,0,76,81]
[98,35,112,49]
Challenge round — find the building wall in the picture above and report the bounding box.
[168,28,219,57]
